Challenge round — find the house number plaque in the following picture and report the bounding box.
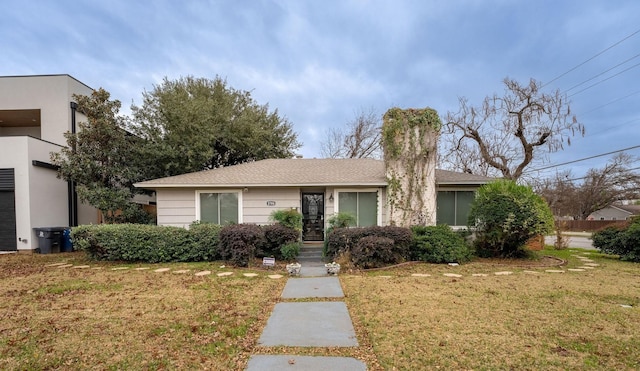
[266,201,276,206]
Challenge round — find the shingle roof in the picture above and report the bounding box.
[134,158,495,189]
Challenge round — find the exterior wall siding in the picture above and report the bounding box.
[156,189,196,228]
[243,187,301,225]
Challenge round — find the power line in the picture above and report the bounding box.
[563,166,640,183]
[542,27,640,88]
[565,52,640,93]
[581,90,640,115]
[568,60,640,97]
[525,144,640,173]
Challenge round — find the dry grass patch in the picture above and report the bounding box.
[0,252,285,370]
[342,251,640,370]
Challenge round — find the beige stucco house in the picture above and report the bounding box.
[135,158,492,242]
[0,75,99,252]
[588,203,640,221]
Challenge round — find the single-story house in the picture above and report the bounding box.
[135,158,493,242]
[588,204,640,221]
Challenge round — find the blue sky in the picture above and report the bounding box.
[2,0,639,179]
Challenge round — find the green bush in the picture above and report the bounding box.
[593,218,640,262]
[71,223,221,262]
[188,222,223,261]
[280,242,301,261]
[324,226,412,266]
[218,224,265,267]
[469,180,554,258]
[71,224,197,262]
[410,225,472,263]
[262,224,299,258]
[269,209,303,232]
[351,236,401,268]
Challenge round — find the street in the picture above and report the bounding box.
[544,235,596,250]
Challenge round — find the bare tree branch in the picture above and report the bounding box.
[320,108,382,159]
[442,78,584,180]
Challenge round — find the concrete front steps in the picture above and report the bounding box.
[298,242,324,263]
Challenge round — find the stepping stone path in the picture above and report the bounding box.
[135,267,150,271]
[154,268,171,273]
[217,272,233,277]
[248,262,365,370]
[494,271,513,276]
[443,273,463,278]
[72,265,90,269]
[243,273,259,277]
[172,269,191,274]
[545,270,565,273]
[411,273,431,277]
[195,271,211,276]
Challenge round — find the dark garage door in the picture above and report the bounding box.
[0,169,17,251]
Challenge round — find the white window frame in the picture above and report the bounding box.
[334,188,382,226]
[195,190,243,224]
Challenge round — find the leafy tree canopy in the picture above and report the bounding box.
[129,76,301,178]
[51,88,149,223]
[469,179,554,257]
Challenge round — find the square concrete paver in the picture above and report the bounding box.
[258,302,358,347]
[282,277,343,299]
[246,355,366,371]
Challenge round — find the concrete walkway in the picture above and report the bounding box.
[247,262,366,370]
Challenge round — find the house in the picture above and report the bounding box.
[588,203,640,221]
[134,158,492,242]
[0,75,99,252]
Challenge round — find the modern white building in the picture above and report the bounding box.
[0,75,99,252]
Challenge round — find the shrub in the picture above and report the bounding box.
[410,225,472,263]
[593,218,640,262]
[218,224,265,267]
[269,209,303,232]
[592,226,624,255]
[324,226,412,267]
[469,180,554,258]
[351,236,401,268]
[71,224,196,263]
[188,222,223,261]
[280,242,301,261]
[262,224,300,258]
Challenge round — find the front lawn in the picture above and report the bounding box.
[342,248,640,370]
[1,248,639,370]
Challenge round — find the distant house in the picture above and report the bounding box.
[588,204,640,221]
[0,75,99,252]
[135,158,493,242]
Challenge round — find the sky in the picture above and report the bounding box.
[2,0,639,180]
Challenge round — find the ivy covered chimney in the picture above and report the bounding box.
[382,107,441,227]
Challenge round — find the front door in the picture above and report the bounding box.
[302,193,324,241]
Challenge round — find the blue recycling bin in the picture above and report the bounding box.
[62,228,73,252]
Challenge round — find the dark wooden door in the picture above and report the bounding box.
[302,193,324,241]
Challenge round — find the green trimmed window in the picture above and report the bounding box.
[338,191,378,227]
[436,191,475,226]
[199,192,239,224]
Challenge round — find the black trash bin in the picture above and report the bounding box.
[34,227,66,254]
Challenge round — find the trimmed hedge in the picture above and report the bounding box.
[593,217,640,262]
[325,226,412,267]
[262,224,300,259]
[410,225,472,263]
[352,236,399,268]
[218,224,265,267]
[71,223,219,263]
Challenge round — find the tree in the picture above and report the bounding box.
[469,179,554,257]
[382,107,441,227]
[536,154,640,220]
[51,89,149,223]
[320,109,382,159]
[443,78,584,180]
[130,76,300,178]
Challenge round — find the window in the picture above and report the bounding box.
[198,192,240,224]
[337,191,378,226]
[437,191,475,226]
